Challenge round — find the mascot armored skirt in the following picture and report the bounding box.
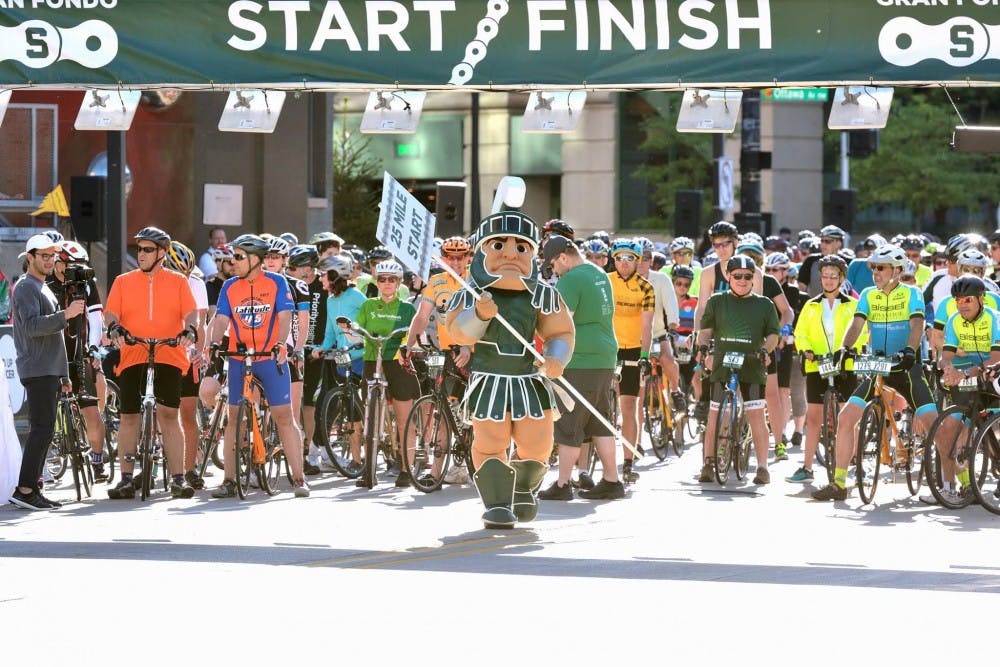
[446,211,574,529]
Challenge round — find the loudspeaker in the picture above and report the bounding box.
[829,189,857,232]
[848,130,879,158]
[71,176,106,242]
[674,189,702,238]
[435,181,466,238]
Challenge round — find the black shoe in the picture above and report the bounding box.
[622,461,640,483]
[38,493,62,508]
[576,471,595,490]
[170,479,195,499]
[579,478,625,500]
[303,461,322,476]
[790,431,803,448]
[9,489,53,511]
[184,470,205,491]
[92,464,108,483]
[538,481,573,501]
[394,472,412,488]
[107,478,136,500]
[670,391,686,412]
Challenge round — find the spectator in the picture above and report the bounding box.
[197,227,228,279]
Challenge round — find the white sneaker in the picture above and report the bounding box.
[293,480,310,498]
[919,489,959,505]
[443,464,469,485]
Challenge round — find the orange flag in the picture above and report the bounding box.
[30,184,70,218]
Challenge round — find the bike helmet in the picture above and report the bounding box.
[737,235,764,262]
[374,260,404,278]
[863,233,887,251]
[634,236,656,257]
[543,219,575,240]
[42,230,65,244]
[367,245,392,263]
[838,248,856,262]
[817,253,848,276]
[288,244,319,269]
[441,235,471,255]
[708,221,738,239]
[799,237,820,254]
[946,234,974,261]
[669,237,695,253]
[899,234,925,251]
[957,248,990,270]
[582,238,608,256]
[819,225,845,240]
[309,231,344,247]
[671,265,695,281]
[320,255,353,280]
[134,226,171,249]
[164,241,196,275]
[279,232,298,246]
[266,236,291,256]
[951,275,987,298]
[609,238,642,259]
[797,229,816,241]
[764,252,791,270]
[989,229,1000,244]
[968,233,989,254]
[726,255,756,273]
[866,244,907,268]
[58,240,89,264]
[231,233,269,259]
[589,230,611,245]
[211,243,234,261]
[764,235,788,252]
[651,251,667,270]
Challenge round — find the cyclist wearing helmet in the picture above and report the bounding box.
[695,221,763,340]
[354,259,422,488]
[925,275,1000,505]
[207,233,309,498]
[309,231,345,258]
[356,246,410,300]
[813,244,938,501]
[105,227,200,500]
[897,234,932,286]
[197,227,228,280]
[582,238,609,269]
[671,265,701,403]
[930,249,1000,354]
[923,234,972,316]
[665,236,702,295]
[787,254,863,483]
[845,233,887,291]
[635,237,684,411]
[542,219,575,242]
[696,255,780,485]
[798,225,846,297]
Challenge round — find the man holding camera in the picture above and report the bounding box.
[10,235,86,510]
[47,241,108,481]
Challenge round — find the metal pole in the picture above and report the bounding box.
[470,93,481,227]
[739,89,764,237]
[106,131,126,282]
[840,131,850,190]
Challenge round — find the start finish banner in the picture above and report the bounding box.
[0,0,999,88]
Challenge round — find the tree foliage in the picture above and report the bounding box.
[332,109,383,249]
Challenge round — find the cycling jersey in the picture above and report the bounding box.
[285,274,311,347]
[644,270,678,338]
[419,270,465,349]
[356,296,415,361]
[794,292,867,373]
[712,262,730,294]
[942,306,1000,369]
[609,271,654,349]
[854,282,924,356]
[933,293,1000,329]
[701,291,779,385]
[321,285,366,363]
[676,295,697,335]
[215,270,294,356]
[304,276,327,346]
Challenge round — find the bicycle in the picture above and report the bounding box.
[315,342,366,479]
[643,336,686,461]
[712,349,755,485]
[336,317,410,489]
[214,345,282,499]
[401,344,475,492]
[50,376,94,501]
[813,352,845,484]
[195,372,228,483]
[100,375,120,484]
[851,350,922,504]
[967,400,1000,515]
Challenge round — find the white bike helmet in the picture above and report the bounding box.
[866,244,907,268]
[374,260,404,278]
[957,248,989,270]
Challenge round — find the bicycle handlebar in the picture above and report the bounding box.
[336,318,409,346]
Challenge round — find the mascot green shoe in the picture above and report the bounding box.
[511,459,548,522]
[473,458,517,529]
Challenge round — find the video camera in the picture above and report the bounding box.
[63,264,95,300]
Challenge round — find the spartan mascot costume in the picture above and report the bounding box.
[446,211,575,529]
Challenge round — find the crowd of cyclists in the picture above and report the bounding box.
[13,214,1000,513]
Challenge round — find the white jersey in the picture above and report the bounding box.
[644,269,679,338]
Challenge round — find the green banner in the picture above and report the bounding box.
[1,1,998,88]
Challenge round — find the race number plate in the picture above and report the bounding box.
[427,353,445,369]
[677,348,693,364]
[855,355,892,376]
[817,357,838,379]
[722,351,745,369]
[957,375,978,392]
[333,351,352,366]
[651,341,661,355]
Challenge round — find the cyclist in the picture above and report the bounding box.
[666,236,701,295]
[846,233,887,292]
[356,246,409,300]
[696,255,780,485]
[921,275,1000,505]
[208,233,309,498]
[608,238,654,482]
[582,238,609,270]
[799,225,846,297]
[899,235,932,287]
[671,265,701,402]
[924,234,972,317]
[105,227,199,500]
[695,221,763,334]
[930,249,1000,355]
[309,231,344,259]
[47,240,108,481]
[788,255,863,482]
[206,243,236,321]
[635,237,683,410]
[163,241,209,490]
[353,259,421,488]
[812,244,939,501]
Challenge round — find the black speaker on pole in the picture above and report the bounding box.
[71,176,106,242]
[829,189,857,233]
[435,181,467,238]
[674,189,703,238]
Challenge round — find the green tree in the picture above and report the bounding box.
[332,108,383,249]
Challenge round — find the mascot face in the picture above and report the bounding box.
[477,235,535,290]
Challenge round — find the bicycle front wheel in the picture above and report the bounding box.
[969,415,1000,515]
[319,389,363,479]
[137,407,156,501]
[923,405,975,509]
[734,413,752,481]
[643,376,668,461]
[67,401,92,501]
[403,394,450,493]
[360,389,382,489]
[713,392,737,485]
[899,410,923,496]
[855,401,884,505]
[819,389,839,484]
[234,400,254,499]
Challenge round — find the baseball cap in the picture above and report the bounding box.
[541,234,573,269]
[25,234,59,254]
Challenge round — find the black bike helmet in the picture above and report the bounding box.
[671,265,695,281]
[543,219,575,240]
[817,253,848,276]
[287,244,319,269]
[726,255,756,273]
[709,221,738,239]
[951,275,987,298]
[134,226,171,249]
[231,233,269,259]
[367,245,392,263]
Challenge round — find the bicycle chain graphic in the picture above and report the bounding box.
[879,16,999,67]
[0,20,118,70]
[448,0,509,86]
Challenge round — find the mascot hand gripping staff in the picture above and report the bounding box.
[445,211,575,529]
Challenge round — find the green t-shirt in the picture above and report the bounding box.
[356,296,415,361]
[556,262,618,370]
[700,291,780,385]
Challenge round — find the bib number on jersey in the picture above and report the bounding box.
[722,351,745,369]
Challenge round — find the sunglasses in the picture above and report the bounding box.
[672,280,691,288]
[765,267,787,273]
[956,295,979,304]
[870,264,895,272]
[233,253,249,261]
[614,254,638,263]
[377,275,399,283]
[820,238,838,244]
[265,253,286,260]
[137,246,158,254]
[730,272,754,281]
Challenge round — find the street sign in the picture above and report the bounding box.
[376,172,436,281]
[762,88,830,102]
[717,158,735,211]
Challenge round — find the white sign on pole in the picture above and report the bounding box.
[717,157,735,211]
[376,172,436,281]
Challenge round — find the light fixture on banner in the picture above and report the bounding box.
[521,91,587,133]
[218,90,286,133]
[676,89,742,133]
[74,89,141,131]
[360,91,426,134]
[828,86,894,130]
[0,89,11,128]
